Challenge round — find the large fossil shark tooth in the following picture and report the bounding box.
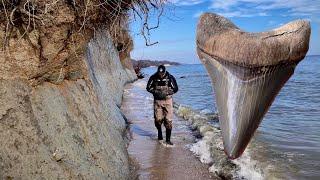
[196,13,311,159]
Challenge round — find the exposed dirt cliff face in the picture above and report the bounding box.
[0,29,136,179]
[0,0,136,84]
[0,1,137,178]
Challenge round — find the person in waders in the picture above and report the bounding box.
[146,65,178,145]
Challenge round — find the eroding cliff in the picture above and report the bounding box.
[0,1,140,179]
[0,28,136,179]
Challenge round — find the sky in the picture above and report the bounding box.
[130,0,320,64]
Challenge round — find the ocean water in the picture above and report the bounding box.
[142,55,320,179]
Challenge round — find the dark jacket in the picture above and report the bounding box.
[146,72,178,100]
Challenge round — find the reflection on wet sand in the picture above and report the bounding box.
[122,80,216,180]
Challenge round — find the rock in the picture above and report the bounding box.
[196,13,311,159]
[52,149,65,162]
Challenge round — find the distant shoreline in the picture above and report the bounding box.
[307,54,320,57]
[132,59,181,69]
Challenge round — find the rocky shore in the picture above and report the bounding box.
[174,104,264,179]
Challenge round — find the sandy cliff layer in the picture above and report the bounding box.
[0,26,136,179]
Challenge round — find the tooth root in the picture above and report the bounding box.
[196,13,311,159]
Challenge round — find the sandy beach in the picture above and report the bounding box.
[121,80,217,180]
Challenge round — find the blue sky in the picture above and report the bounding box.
[130,0,320,64]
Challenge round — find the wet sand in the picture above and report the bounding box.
[121,80,217,180]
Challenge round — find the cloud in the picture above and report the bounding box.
[215,11,268,18]
[193,11,204,18]
[208,0,320,19]
[268,20,276,25]
[170,0,319,19]
[216,11,253,18]
[210,0,238,10]
[168,0,206,6]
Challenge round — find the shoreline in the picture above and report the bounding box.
[173,103,291,180]
[121,75,294,179]
[142,59,320,179]
[121,80,217,179]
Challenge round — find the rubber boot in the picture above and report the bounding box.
[157,127,163,140]
[166,129,173,145]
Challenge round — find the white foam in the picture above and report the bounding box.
[190,138,213,164]
[232,150,264,180]
[200,108,213,114]
[208,164,219,174]
[175,103,266,180]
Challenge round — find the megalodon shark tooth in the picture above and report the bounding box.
[196,13,311,159]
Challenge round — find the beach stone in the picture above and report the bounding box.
[196,13,311,159]
[52,149,65,162]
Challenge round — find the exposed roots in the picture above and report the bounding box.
[0,0,167,49]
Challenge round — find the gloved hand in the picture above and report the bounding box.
[166,88,174,95]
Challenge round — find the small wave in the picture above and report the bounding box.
[179,74,208,78]
[200,108,213,115]
[233,150,264,179]
[174,103,265,180]
[189,137,213,164]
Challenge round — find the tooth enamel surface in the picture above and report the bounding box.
[201,53,295,158]
[196,13,311,159]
